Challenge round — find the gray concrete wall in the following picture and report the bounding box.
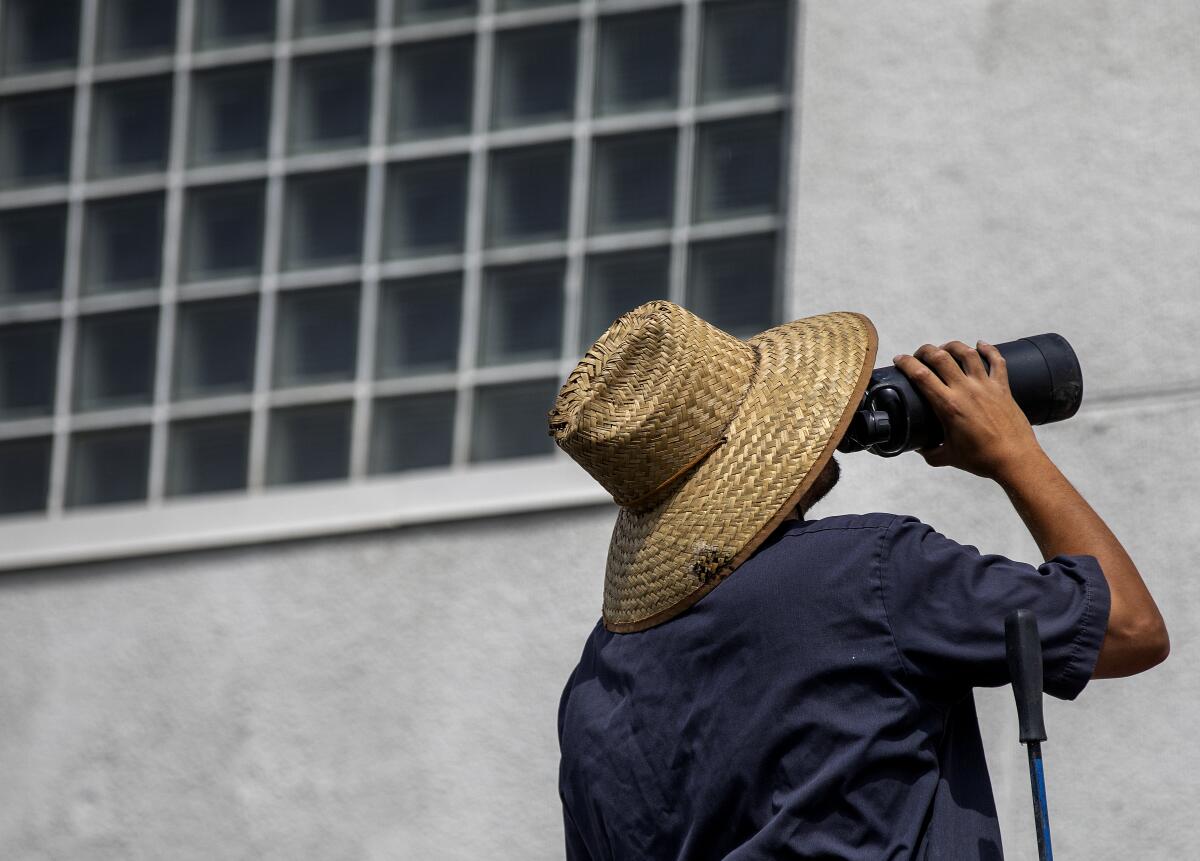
[3,0,1200,858]
[0,509,611,861]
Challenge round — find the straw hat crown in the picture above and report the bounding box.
[548,301,757,509]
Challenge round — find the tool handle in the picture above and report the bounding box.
[1006,609,1047,743]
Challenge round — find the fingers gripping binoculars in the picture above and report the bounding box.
[837,334,1084,457]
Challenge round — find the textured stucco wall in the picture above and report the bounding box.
[0,509,611,861]
[3,1,1200,859]
[793,0,1200,400]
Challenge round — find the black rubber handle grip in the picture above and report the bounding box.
[1005,609,1048,743]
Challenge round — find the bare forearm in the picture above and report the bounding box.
[998,449,1129,565]
[997,448,1168,677]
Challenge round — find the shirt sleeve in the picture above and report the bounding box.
[879,515,1111,701]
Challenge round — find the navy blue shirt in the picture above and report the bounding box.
[558,513,1110,860]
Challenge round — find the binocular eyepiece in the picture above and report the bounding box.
[837,334,1083,457]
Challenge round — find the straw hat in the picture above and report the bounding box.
[548,300,877,633]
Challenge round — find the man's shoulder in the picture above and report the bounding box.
[757,512,916,560]
[794,511,910,535]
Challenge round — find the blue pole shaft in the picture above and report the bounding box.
[1026,741,1053,861]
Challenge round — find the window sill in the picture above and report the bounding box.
[0,456,611,572]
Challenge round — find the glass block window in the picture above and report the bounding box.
[687,233,777,338]
[0,436,51,515]
[195,0,277,50]
[274,285,361,387]
[83,193,165,293]
[470,379,558,462]
[370,392,456,474]
[376,275,462,378]
[0,321,59,419]
[189,64,273,166]
[267,401,353,485]
[384,157,468,260]
[492,24,578,129]
[284,170,366,270]
[1,0,81,76]
[174,297,259,399]
[183,181,266,282]
[581,248,669,348]
[295,0,377,37]
[595,8,680,116]
[167,414,251,496]
[289,51,373,155]
[90,76,173,179]
[700,0,790,103]
[74,309,158,411]
[0,205,67,304]
[694,114,783,222]
[0,90,73,189]
[391,37,474,142]
[97,0,178,63]
[395,0,477,25]
[0,0,799,523]
[486,143,571,247]
[479,262,564,366]
[590,131,676,234]
[67,425,151,508]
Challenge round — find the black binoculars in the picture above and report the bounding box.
[837,334,1083,457]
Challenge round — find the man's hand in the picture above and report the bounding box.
[893,341,1042,481]
[896,340,1169,677]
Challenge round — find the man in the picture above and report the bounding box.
[550,301,1167,859]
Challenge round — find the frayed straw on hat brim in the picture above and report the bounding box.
[602,311,878,633]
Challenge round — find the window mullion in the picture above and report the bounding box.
[44,0,101,516]
[147,0,197,504]
[246,0,295,491]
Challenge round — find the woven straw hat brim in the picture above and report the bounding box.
[603,311,877,633]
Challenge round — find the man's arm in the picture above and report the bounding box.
[893,340,1169,678]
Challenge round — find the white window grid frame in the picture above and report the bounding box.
[0,0,809,571]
